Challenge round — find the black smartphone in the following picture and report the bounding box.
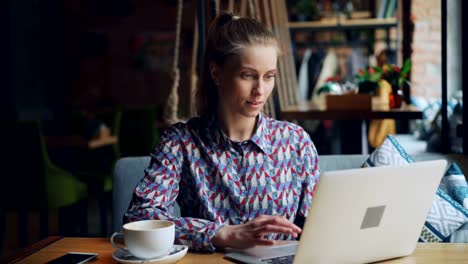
[46,252,98,264]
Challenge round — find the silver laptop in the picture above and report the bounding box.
[225,160,447,264]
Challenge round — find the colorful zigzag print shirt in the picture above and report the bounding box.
[124,113,320,252]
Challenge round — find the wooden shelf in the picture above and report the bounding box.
[288,18,397,31]
[279,100,422,121]
[294,38,398,48]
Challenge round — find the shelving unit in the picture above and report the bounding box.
[286,10,401,154]
[288,17,397,31]
[288,17,398,51]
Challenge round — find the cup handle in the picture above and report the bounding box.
[110,232,130,254]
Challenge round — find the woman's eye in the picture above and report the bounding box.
[264,74,276,80]
[241,72,255,79]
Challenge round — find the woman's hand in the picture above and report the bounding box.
[212,215,301,249]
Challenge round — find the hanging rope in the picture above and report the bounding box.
[189,13,199,117]
[279,0,298,107]
[247,0,255,18]
[215,0,220,17]
[163,0,183,125]
[210,0,218,19]
[228,0,234,12]
[254,0,261,20]
[240,0,247,17]
[269,0,288,110]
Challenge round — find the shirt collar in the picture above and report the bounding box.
[208,113,271,154]
[250,113,271,154]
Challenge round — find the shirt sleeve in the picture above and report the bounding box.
[123,126,223,252]
[295,129,320,228]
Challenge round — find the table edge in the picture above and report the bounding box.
[279,109,423,121]
[3,236,63,264]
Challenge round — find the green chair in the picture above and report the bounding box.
[0,120,88,248]
[118,105,160,157]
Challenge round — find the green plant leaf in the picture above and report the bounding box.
[317,84,333,95]
[401,58,411,76]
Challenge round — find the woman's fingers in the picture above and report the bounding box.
[213,215,302,249]
[253,224,298,238]
[267,216,302,233]
[252,215,302,233]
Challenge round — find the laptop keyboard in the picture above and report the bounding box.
[262,255,294,264]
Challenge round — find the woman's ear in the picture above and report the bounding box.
[209,62,221,86]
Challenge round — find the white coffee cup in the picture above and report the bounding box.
[110,220,175,259]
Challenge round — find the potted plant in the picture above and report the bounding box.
[316,76,343,95]
[355,66,383,95]
[381,58,411,108]
[317,75,373,111]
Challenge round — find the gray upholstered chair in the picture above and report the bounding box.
[112,153,463,233]
[111,155,367,233]
[112,157,180,233]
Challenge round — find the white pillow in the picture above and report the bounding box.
[363,135,468,243]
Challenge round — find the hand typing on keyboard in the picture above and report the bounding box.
[212,215,301,249]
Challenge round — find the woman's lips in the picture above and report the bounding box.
[247,101,263,109]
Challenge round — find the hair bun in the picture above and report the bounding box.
[217,12,238,27]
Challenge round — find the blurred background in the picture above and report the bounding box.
[1,0,465,259]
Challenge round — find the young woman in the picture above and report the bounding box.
[124,12,320,252]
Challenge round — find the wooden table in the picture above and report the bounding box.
[279,101,423,121]
[6,237,468,264]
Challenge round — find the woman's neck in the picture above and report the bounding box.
[217,111,258,142]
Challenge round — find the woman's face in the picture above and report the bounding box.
[211,45,277,119]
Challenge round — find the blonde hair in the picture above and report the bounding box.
[194,12,279,117]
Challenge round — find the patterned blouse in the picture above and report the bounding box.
[124,113,320,252]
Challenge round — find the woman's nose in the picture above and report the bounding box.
[253,80,265,95]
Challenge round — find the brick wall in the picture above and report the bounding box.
[410,0,441,98]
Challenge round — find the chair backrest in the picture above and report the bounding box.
[112,157,180,232]
[111,155,368,232]
[111,153,465,233]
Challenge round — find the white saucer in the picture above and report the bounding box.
[112,245,188,264]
